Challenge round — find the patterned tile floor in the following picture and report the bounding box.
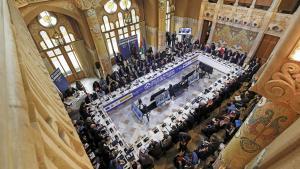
[108,62,224,144]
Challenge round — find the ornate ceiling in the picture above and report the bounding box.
[14,0,103,9]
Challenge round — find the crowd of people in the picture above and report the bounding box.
[86,37,198,103]
[170,65,261,169]
[200,42,249,66]
[65,33,263,169]
[130,49,261,168]
[73,114,121,168]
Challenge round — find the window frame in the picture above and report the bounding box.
[101,9,142,59]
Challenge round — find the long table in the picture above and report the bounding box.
[86,52,244,168]
[197,51,239,74]
[88,103,135,169]
[132,53,244,154]
[101,52,199,112]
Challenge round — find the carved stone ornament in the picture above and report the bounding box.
[159,0,166,9]
[91,24,102,34]
[15,0,49,8]
[86,8,97,17]
[73,0,101,10]
[263,62,300,112]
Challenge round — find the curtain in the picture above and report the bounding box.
[1,0,93,168]
[71,40,96,77]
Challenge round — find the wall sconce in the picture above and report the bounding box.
[289,48,300,62]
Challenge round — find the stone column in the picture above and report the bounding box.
[170,3,176,33]
[196,0,208,40]
[245,116,300,169]
[207,0,223,43]
[85,8,112,76]
[214,6,300,169]
[144,0,158,53]
[157,0,167,51]
[214,100,299,169]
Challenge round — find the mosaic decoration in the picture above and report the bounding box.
[212,23,258,52]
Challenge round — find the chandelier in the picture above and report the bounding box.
[43,11,65,46]
[52,30,65,46]
[124,9,132,25]
[120,0,132,24]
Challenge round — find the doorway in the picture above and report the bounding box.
[200,20,212,46]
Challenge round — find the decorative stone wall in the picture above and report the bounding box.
[1,0,93,168]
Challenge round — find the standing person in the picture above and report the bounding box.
[238,52,247,66]
[171,32,177,48]
[99,77,109,94]
[178,132,191,152]
[139,149,154,169]
[137,99,150,123]
[75,80,85,92]
[168,84,175,100]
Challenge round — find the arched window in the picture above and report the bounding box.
[101,7,142,59]
[38,11,57,28]
[104,0,118,14]
[101,15,119,57]
[38,12,82,77]
[116,12,129,39]
[119,0,131,10]
[59,26,71,43]
[129,9,141,45]
[166,0,174,32]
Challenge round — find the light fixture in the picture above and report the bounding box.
[39,11,65,46]
[124,10,132,24]
[289,48,300,62]
[120,0,132,24]
[53,30,65,46]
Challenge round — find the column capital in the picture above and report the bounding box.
[251,7,300,113]
[268,0,282,12]
[250,0,257,8]
[234,0,239,6]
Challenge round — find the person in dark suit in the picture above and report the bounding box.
[211,43,216,51]
[171,32,177,48]
[115,53,124,66]
[205,44,211,53]
[64,87,77,98]
[177,132,191,152]
[138,99,150,122]
[238,52,247,66]
[168,84,175,99]
[166,32,172,47]
[148,140,163,160]
[230,52,238,64]
[75,80,85,91]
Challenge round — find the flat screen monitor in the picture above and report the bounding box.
[178,28,192,35]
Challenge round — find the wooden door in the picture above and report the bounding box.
[254,34,280,64]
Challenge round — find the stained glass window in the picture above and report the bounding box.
[119,0,131,10]
[38,11,57,28]
[104,0,118,14]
